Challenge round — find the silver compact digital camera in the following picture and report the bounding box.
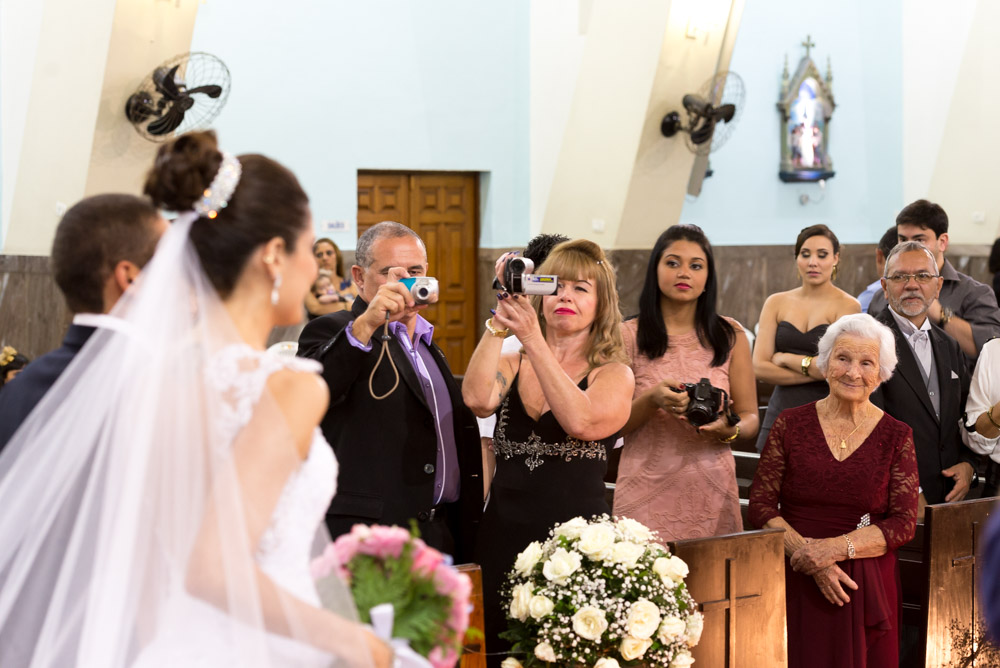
[399,277,439,305]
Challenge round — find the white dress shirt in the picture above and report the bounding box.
[965,338,1000,461]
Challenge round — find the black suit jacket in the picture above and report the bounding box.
[297,299,481,561]
[871,308,977,504]
[0,324,95,454]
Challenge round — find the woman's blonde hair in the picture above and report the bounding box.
[533,239,628,368]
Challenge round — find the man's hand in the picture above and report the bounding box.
[352,268,420,345]
[943,461,975,502]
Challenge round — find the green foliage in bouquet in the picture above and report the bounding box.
[498,515,704,668]
[349,545,451,656]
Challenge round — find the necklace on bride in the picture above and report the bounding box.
[830,405,872,451]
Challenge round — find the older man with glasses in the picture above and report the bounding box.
[867,199,1000,359]
[870,241,985,510]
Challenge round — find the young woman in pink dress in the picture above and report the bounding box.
[613,225,759,540]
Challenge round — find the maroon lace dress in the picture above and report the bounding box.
[748,402,918,668]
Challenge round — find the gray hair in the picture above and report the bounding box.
[815,313,897,383]
[354,221,425,268]
[883,241,937,278]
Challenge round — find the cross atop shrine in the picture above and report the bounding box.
[801,35,816,58]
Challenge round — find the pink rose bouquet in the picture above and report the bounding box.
[312,523,472,668]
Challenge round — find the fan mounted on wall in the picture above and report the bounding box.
[661,71,745,155]
[125,52,231,142]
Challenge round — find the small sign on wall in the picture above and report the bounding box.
[321,220,348,234]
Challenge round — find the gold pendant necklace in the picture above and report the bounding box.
[837,407,870,450]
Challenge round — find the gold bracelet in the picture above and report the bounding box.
[987,406,1000,431]
[844,535,856,560]
[719,424,740,443]
[800,356,813,376]
[484,317,508,338]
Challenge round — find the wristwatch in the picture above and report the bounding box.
[800,355,813,377]
[940,307,954,327]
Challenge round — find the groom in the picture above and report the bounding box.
[0,194,165,454]
[298,222,481,561]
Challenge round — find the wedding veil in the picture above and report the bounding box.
[0,192,372,663]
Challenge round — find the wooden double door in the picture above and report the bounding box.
[357,171,479,373]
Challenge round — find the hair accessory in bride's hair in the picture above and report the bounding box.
[193,151,242,220]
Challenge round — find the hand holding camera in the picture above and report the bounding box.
[491,290,543,346]
[356,268,432,343]
[656,377,739,439]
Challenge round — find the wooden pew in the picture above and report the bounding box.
[669,528,787,668]
[915,498,999,667]
[457,564,486,668]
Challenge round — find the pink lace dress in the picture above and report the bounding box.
[613,319,742,541]
[748,403,919,668]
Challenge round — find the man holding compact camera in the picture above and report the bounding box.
[298,221,482,561]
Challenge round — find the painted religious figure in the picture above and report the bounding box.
[778,36,836,182]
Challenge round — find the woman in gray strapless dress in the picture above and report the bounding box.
[752,225,862,451]
[755,322,829,451]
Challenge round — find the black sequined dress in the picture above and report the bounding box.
[475,373,615,667]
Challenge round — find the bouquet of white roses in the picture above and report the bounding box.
[499,515,703,668]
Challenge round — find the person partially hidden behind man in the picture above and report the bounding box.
[871,241,986,512]
[0,194,166,454]
[297,221,481,561]
[868,199,1000,359]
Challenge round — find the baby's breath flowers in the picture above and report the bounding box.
[500,515,703,667]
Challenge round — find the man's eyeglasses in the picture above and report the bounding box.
[885,273,939,285]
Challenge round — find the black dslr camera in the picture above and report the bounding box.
[493,255,558,296]
[677,378,740,428]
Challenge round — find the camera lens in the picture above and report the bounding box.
[416,287,429,301]
[687,404,713,427]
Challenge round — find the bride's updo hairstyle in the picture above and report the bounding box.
[144,130,310,298]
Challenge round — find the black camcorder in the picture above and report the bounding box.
[494,255,558,296]
[676,377,740,428]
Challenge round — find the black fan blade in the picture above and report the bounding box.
[714,104,736,124]
[185,84,223,98]
[153,65,182,100]
[146,102,187,136]
[690,118,717,145]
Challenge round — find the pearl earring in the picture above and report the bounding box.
[271,273,282,306]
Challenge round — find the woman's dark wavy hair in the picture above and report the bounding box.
[143,131,310,299]
[636,224,734,366]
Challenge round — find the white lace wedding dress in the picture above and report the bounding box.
[133,346,341,667]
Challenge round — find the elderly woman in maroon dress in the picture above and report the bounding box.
[748,313,918,667]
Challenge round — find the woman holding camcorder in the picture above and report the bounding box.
[462,238,634,666]
[612,224,759,542]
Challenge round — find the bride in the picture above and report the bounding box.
[0,132,392,666]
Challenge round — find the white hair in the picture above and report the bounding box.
[815,313,897,383]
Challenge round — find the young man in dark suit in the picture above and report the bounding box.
[0,194,165,454]
[871,241,980,508]
[297,221,481,561]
